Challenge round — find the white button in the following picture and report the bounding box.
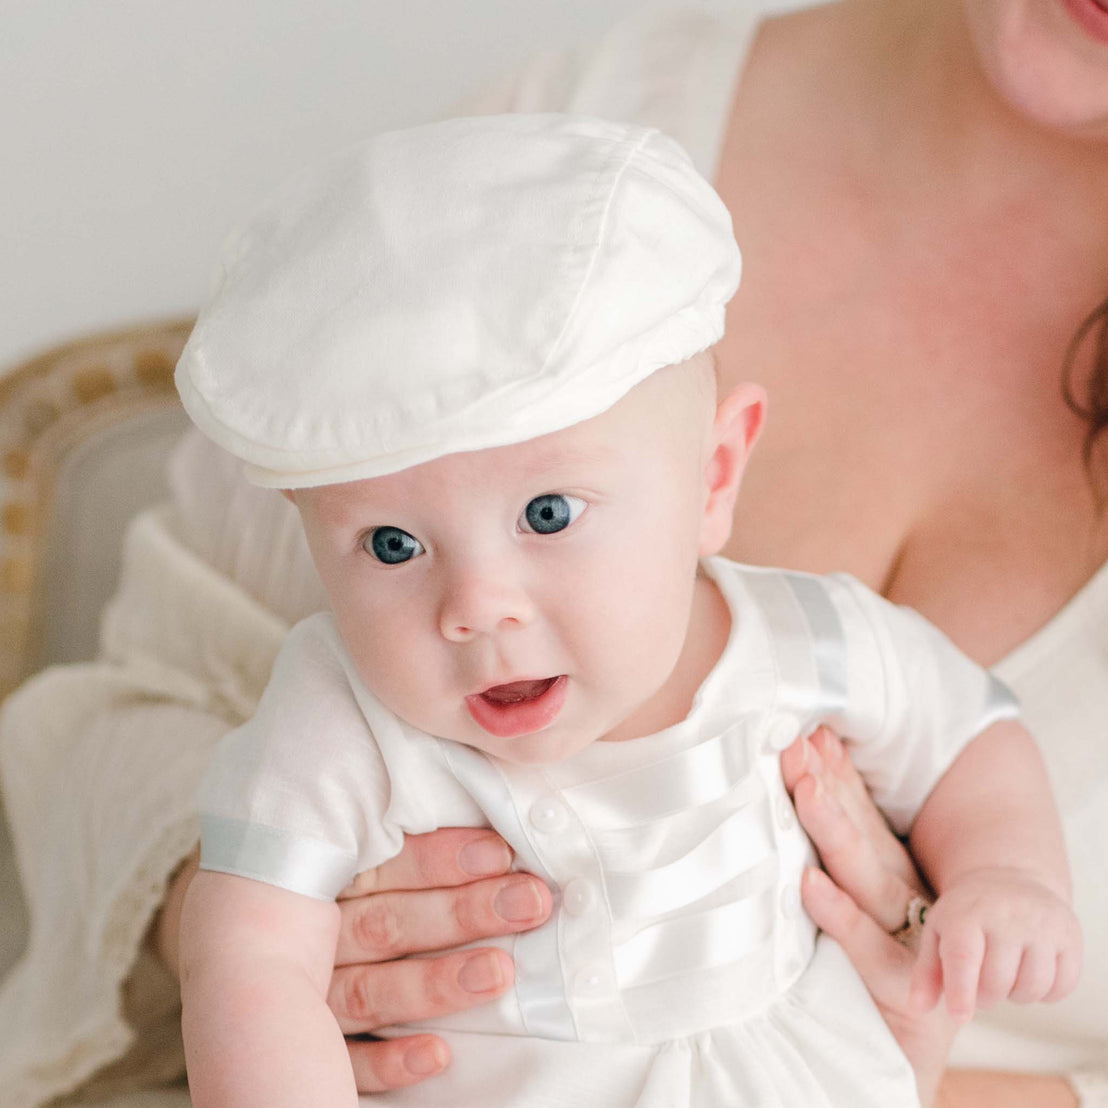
[562,878,595,918]
[775,795,796,831]
[573,964,609,996]
[764,714,802,752]
[779,884,801,919]
[529,796,568,832]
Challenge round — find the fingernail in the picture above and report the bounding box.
[493,879,543,922]
[405,1040,447,1076]
[801,733,823,774]
[458,950,505,993]
[459,836,512,877]
[812,776,842,814]
[802,866,832,901]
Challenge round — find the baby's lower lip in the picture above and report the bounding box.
[465,676,567,738]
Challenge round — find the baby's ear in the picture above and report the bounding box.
[699,382,766,556]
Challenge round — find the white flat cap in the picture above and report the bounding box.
[176,113,741,488]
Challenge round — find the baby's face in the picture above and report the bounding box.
[293,363,758,764]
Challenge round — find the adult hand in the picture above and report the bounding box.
[155,827,552,1094]
[780,727,958,1107]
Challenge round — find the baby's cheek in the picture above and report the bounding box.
[337,612,422,702]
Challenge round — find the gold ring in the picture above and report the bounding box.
[892,894,930,948]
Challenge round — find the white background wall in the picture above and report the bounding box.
[0,1,808,375]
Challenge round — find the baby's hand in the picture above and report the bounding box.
[907,867,1082,1023]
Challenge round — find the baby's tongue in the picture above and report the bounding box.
[482,678,556,705]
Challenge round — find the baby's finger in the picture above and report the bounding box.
[939,926,986,1022]
[1009,944,1061,1004]
[339,828,514,898]
[330,947,514,1034]
[335,874,552,965]
[976,938,1022,1008]
[347,1033,450,1093]
[1046,945,1083,1003]
[908,922,942,1014]
[793,774,912,933]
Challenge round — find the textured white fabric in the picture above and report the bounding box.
[1,6,1105,1107]
[195,559,1015,1106]
[176,114,741,489]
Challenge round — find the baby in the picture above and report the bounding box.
[176,115,1080,1108]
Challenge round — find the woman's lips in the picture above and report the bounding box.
[1062,0,1108,45]
[465,675,567,738]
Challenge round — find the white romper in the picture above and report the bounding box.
[198,557,1017,1108]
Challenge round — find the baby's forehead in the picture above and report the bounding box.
[176,114,739,492]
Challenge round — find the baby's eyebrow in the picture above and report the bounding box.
[514,440,618,476]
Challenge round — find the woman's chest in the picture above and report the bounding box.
[714,224,1107,664]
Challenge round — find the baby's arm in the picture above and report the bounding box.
[180,869,356,1107]
[907,718,1082,1022]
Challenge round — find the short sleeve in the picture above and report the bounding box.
[450,9,757,180]
[197,614,407,900]
[822,574,1019,835]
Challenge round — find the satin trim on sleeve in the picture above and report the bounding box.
[199,814,358,900]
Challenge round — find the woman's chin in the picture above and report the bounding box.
[965,0,1108,138]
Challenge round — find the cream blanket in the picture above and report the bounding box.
[0,508,288,1106]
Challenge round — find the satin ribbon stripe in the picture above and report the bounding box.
[612,883,778,987]
[602,801,774,919]
[560,719,757,830]
[589,778,763,872]
[783,573,849,708]
[735,569,849,721]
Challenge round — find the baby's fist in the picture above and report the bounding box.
[907,867,1082,1023]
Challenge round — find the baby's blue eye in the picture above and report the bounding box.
[521,494,586,535]
[366,526,424,564]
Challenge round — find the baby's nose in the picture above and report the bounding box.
[438,568,536,641]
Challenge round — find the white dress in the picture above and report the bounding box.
[1,7,1106,1108]
[197,558,1015,1108]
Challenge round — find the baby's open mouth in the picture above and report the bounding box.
[465,675,567,738]
[479,677,560,705]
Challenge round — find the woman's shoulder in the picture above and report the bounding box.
[460,5,763,178]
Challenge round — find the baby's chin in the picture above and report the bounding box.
[463,727,599,766]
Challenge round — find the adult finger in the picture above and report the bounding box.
[800,866,914,1011]
[793,774,915,933]
[346,1033,450,1093]
[780,733,821,793]
[808,729,919,882]
[329,947,514,1033]
[339,828,514,898]
[335,873,552,965]
[908,920,942,1015]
